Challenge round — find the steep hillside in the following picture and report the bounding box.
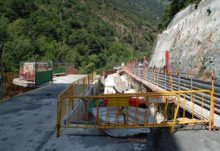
[0,0,164,74]
[150,0,220,82]
[158,0,201,30]
[87,0,164,55]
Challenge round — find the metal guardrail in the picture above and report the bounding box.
[124,66,218,116]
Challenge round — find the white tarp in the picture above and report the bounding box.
[92,106,164,137]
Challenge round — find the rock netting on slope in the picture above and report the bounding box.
[150,0,220,82]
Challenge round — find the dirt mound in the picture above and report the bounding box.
[2,72,34,100]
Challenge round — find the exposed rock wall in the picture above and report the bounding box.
[150,0,220,82]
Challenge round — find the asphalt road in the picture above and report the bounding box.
[0,75,138,151]
[1,75,220,151]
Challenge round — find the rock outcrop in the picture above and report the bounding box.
[150,0,220,82]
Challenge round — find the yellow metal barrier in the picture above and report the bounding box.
[173,90,213,130]
[56,91,182,137]
[107,90,214,129]
[56,72,96,136]
[56,70,214,137]
[56,90,214,137]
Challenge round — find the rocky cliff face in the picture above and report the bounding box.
[150,0,220,82]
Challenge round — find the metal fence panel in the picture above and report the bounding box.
[35,71,52,86]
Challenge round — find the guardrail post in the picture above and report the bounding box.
[165,70,167,90]
[190,77,192,102]
[154,72,156,85]
[142,69,144,79]
[203,72,206,81]
[157,71,158,86]
[146,70,148,81]
[169,70,173,91]
[210,69,215,129]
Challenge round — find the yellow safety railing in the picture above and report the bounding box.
[56,91,182,137]
[56,72,96,135]
[173,90,214,127]
[56,89,214,137]
[109,90,214,129]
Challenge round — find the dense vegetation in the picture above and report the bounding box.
[0,0,164,74]
[158,0,201,30]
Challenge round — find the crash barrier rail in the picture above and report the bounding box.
[124,66,218,116]
[56,88,214,137]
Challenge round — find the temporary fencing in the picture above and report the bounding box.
[19,61,78,86]
[56,72,214,137]
[56,91,181,137]
[56,72,96,137]
[52,62,77,75]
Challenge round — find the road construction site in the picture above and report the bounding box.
[1,68,220,151]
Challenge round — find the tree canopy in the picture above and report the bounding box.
[0,0,164,74]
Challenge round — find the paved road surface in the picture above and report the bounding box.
[1,75,220,151]
[0,75,136,151]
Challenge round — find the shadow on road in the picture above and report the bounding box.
[146,128,181,151]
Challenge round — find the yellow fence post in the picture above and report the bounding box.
[88,74,90,86]
[69,84,74,110]
[83,78,85,93]
[170,97,180,134]
[94,72,96,82]
[96,98,100,125]
[209,69,215,130]
[164,97,168,120]
[56,81,214,137]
